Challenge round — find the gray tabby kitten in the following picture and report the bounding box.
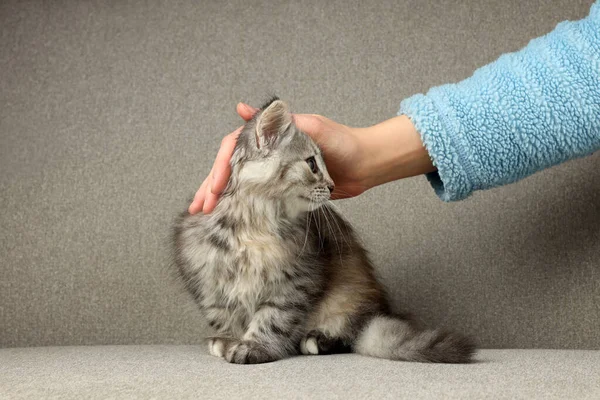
[173,98,475,364]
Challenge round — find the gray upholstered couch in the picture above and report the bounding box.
[1,0,599,398]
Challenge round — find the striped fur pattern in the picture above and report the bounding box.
[172,98,475,364]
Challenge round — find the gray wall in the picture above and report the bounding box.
[1,0,598,349]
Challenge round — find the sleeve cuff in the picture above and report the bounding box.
[399,91,476,202]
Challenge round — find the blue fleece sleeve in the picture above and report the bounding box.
[399,1,600,201]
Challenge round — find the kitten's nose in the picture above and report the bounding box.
[327,185,334,194]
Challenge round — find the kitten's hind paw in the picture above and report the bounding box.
[301,330,351,355]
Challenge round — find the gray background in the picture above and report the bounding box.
[1,0,598,349]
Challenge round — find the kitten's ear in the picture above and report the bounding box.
[254,100,292,149]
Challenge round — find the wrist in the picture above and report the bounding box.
[357,115,435,190]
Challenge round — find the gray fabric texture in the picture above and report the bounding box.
[1,0,599,350]
[1,346,599,399]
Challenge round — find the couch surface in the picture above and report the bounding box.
[1,0,599,398]
[2,347,600,399]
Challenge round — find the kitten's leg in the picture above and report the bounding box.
[204,306,231,333]
[224,303,306,364]
[301,264,385,355]
[204,306,241,359]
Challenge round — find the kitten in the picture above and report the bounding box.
[172,98,475,364]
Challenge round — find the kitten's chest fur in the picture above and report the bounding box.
[175,201,322,335]
[211,225,298,299]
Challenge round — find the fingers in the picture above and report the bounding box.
[292,114,328,144]
[188,176,209,214]
[188,126,242,215]
[202,172,219,213]
[188,170,219,214]
[211,127,242,195]
[237,103,258,121]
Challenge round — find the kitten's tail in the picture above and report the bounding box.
[353,315,476,363]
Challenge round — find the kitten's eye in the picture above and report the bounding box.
[306,156,318,174]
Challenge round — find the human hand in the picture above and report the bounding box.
[188,102,434,215]
[188,103,370,214]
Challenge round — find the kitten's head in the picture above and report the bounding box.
[229,97,334,213]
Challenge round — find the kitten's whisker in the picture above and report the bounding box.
[313,202,324,251]
[327,206,349,251]
[331,189,363,198]
[313,200,323,251]
[297,200,312,259]
[325,202,352,251]
[331,189,354,196]
[319,205,343,266]
[336,184,370,189]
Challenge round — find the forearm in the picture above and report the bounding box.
[357,116,436,190]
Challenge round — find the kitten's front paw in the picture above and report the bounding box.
[225,341,277,364]
[207,337,229,358]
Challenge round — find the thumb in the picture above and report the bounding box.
[237,103,258,121]
[292,114,327,143]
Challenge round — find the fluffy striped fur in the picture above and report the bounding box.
[173,98,475,364]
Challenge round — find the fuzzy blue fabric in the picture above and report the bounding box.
[400,1,600,201]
